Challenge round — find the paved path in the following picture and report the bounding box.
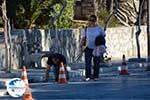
[1,66,150,100]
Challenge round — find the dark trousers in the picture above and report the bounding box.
[53,66,69,81]
[84,47,101,79]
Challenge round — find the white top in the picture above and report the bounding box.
[81,25,105,49]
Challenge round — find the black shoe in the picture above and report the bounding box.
[93,78,98,81]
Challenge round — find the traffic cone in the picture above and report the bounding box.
[21,66,29,87]
[21,66,34,100]
[58,62,67,84]
[22,88,34,100]
[119,54,129,75]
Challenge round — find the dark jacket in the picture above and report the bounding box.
[47,53,66,66]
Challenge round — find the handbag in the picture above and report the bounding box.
[80,27,87,46]
[82,37,86,46]
[82,27,87,46]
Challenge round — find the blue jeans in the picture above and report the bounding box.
[84,47,100,78]
[53,65,69,81]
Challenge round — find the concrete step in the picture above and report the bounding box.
[0,79,8,89]
[0,62,147,89]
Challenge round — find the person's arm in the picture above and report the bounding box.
[79,27,87,51]
[45,55,53,82]
[98,25,106,37]
[45,64,51,82]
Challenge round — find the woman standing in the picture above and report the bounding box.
[80,15,106,81]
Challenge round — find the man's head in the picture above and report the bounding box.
[52,54,60,65]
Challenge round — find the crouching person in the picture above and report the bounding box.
[45,53,69,82]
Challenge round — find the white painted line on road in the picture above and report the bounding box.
[30,81,121,86]
[32,89,65,92]
[30,82,54,86]
[68,81,121,84]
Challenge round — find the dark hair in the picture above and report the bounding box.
[89,15,97,22]
[51,53,59,60]
[95,35,106,46]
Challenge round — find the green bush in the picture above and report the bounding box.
[56,0,74,28]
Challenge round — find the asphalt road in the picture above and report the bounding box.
[1,67,150,100]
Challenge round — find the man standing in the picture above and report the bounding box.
[45,53,69,82]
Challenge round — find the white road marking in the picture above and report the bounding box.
[30,80,121,86]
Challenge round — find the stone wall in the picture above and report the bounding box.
[0,26,148,69]
[0,44,5,69]
[106,26,147,59]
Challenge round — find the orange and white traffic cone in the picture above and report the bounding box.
[21,66,34,100]
[21,66,29,87]
[119,54,129,75]
[23,89,34,100]
[58,62,67,84]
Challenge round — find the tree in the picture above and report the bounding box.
[15,0,52,28]
[2,0,12,73]
[56,0,73,28]
[6,0,17,28]
[104,0,118,31]
[134,0,146,58]
[13,0,68,29]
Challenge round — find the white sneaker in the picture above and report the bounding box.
[85,78,90,81]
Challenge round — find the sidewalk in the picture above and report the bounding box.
[0,61,115,87]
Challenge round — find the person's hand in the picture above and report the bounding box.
[79,43,86,52]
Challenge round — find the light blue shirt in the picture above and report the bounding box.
[81,25,106,49]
